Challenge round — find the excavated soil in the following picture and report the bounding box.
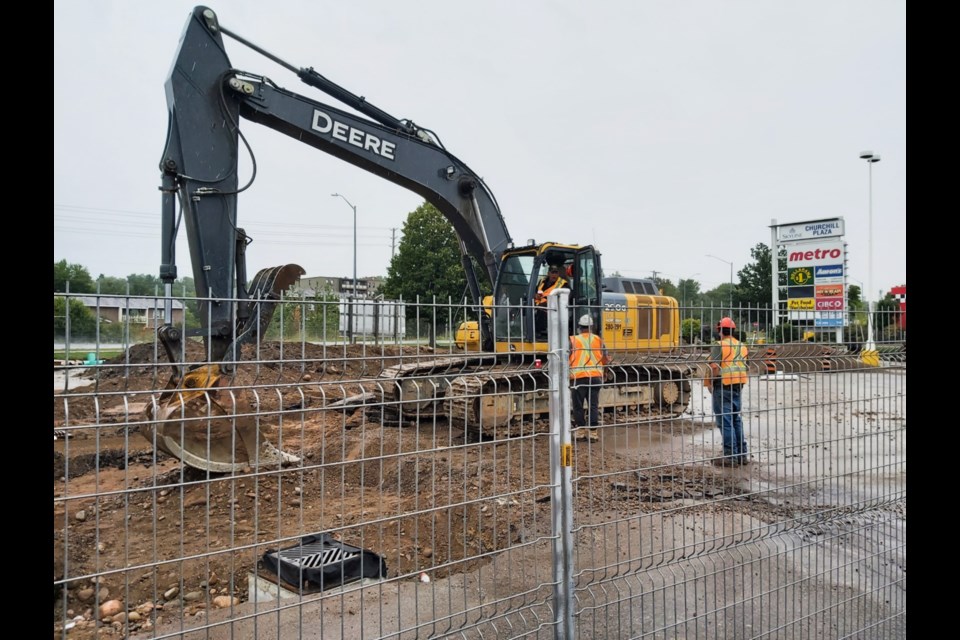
[53,341,764,638]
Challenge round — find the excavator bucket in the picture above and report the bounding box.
[141,365,298,473]
[141,265,305,473]
[236,264,307,346]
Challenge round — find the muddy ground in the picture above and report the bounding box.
[53,342,889,638]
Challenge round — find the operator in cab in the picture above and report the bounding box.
[534,264,569,338]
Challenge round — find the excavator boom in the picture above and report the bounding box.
[149,6,692,470]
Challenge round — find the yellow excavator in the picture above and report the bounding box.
[148,6,697,471]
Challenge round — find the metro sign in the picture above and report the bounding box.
[815,297,844,311]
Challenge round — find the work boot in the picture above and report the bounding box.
[574,428,599,442]
[711,456,737,468]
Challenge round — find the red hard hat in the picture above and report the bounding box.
[718,317,736,329]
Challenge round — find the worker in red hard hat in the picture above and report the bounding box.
[704,317,750,467]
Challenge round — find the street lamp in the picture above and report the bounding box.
[681,272,700,310]
[331,193,358,342]
[858,151,880,352]
[705,255,733,311]
[330,193,358,298]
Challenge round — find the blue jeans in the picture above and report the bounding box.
[714,384,747,462]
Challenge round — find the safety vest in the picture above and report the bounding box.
[536,276,568,304]
[569,332,604,379]
[718,337,748,385]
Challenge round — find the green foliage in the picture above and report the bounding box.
[677,278,702,307]
[736,243,781,323]
[53,297,97,338]
[847,284,863,308]
[122,273,164,296]
[95,275,129,295]
[98,321,129,342]
[680,318,702,344]
[380,202,471,323]
[653,277,677,299]
[54,260,95,293]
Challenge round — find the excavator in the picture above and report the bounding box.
[146,6,698,472]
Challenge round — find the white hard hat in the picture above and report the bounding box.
[578,314,593,327]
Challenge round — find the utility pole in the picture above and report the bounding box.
[391,228,397,260]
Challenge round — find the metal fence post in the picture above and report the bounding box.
[548,289,575,639]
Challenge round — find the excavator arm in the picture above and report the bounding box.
[149,6,513,471]
[160,5,511,349]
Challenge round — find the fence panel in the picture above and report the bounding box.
[53,292,905,639]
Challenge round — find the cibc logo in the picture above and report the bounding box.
[815,297,845,311]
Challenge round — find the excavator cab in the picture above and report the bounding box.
[489,243,602,356]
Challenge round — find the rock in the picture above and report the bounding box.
[98,587,110,601]
[163,586,179,601]
[127,611,142,622]
[75,510,86,522]
[77,588,95,603]
[99,599,123,619]
[213,595,239,608]
[184,591,202,602]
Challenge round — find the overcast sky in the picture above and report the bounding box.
[54,0,905,297]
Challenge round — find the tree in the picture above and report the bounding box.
[53,296,97,338]
[677,278,702,309]
[847,284,863,309]
[54,260,95,293]
[736,243,775,307]
[124,273,164,296]
[652,277,677,299]
[96,275,129,295]
[380,202,474,326]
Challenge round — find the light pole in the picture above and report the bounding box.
[705,255,733,311]
[330,193,358,297]
[681,273,700,310]
[858,151,880,353]
[331,193,357,341]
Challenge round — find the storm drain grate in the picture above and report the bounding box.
[261,533,387,592]
[274,538,358,569]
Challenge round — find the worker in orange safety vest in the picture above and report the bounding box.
[534,264,569,338]
[569,314,611,442]
[705,317,749,466]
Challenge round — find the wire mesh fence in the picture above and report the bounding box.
[53,291,906,639]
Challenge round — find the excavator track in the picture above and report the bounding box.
[445,360,698,441]
[445,366,551,440]
[371,352,701,441]
[375,354,498,417]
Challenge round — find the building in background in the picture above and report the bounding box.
[73,296,185,329]
[295,275,384,298]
